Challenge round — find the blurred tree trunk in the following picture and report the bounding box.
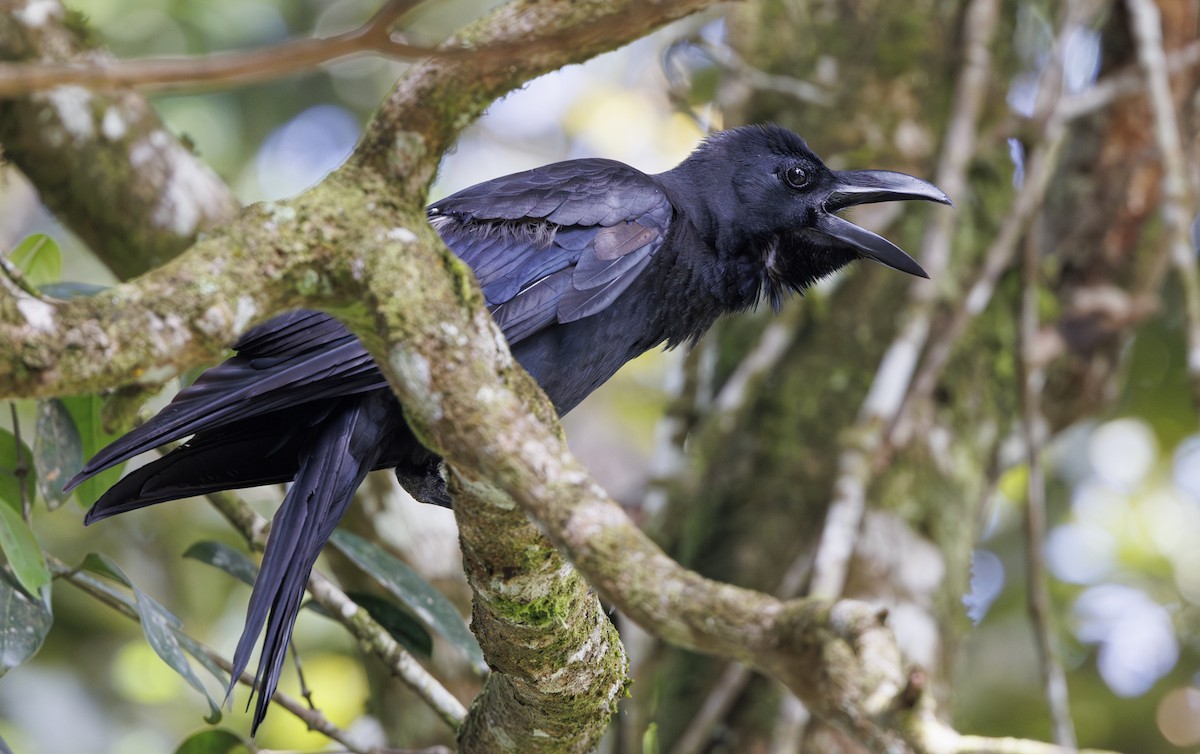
[632,1,1200,752]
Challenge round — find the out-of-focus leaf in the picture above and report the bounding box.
[0,568,51,676]
[183,540,258,587]
[331,529,483,668]
[9,234,61,288]
[58,395,125,509]
[643,722,660,754]
[0,504,50,594]
[173,632,229,690]
[34,399,82,509]
[37,281,108,299]
[0,428,35,515]
[309,591,434,658]
[82,553,222,723]
[172,728,247,754]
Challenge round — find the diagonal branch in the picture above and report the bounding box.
[49,555,375,754]
[0,0,420,96]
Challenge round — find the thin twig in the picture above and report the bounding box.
[48,555,374,754]
[1059,40,1200,122]
[665,36,832,107]
[201,488,469,729]
[0,0,419,96]
[669,663,752,754]
[888,109,1068,449]
[1019,232,1077,748]
[0,0,708,98]
[1126,0,1200,408]
[934,725,1119,754]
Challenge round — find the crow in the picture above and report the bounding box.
[65,124,949,732]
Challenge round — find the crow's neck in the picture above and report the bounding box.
[652,174,792,338]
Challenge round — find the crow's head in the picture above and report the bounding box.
[669,124,950,303]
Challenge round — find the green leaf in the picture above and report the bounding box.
[0,504,50,594]
[310,592,433,658]
[172,728,247,754]
[183,540,258,587]
[82,553,222,723]
[173,631,229,689]
[0,427,35,515]
[9,234,61,288]
[0,568,51,676]
[331,529,483,669]
[34,399,82,510]
[643,722,659,754]
[58,395,126,509]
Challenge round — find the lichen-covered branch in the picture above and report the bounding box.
[0,0,239,279]
[451,473,627,752]
[0,0,417,96]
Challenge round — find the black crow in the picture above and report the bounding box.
[65,124,949,732]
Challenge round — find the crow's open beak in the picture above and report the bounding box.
[817,169,952,279]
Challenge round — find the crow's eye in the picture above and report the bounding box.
[783,166,809,189]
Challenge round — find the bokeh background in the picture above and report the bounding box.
[2,1,1199,752]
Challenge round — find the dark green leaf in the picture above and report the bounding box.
[172,728,247,754]
[0,568,51,676]
[80,551,128,583]
[183,540,258,587]
[9,234,61,288]
[34,399,82,509]
[0,504,50,593]
[82,553,222,723]
[0,427,35,515]
[58,395,125,509]
[310,592,433,658]
[331,529,483,668]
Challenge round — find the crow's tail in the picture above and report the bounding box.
[228,392,401,734]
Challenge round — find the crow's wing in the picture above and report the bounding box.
[430,157,673,342]
[63,318,388,489]
[66,159,671,492]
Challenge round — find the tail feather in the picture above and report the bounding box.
[228,392,401,734]
[82,421,310,523]
[64,339,386,492]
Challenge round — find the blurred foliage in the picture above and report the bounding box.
[2,0,1199,752]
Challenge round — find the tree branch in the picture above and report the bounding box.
[0,0,420,96]
[0,0,240,279]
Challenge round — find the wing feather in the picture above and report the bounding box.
[431,157,673,343]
